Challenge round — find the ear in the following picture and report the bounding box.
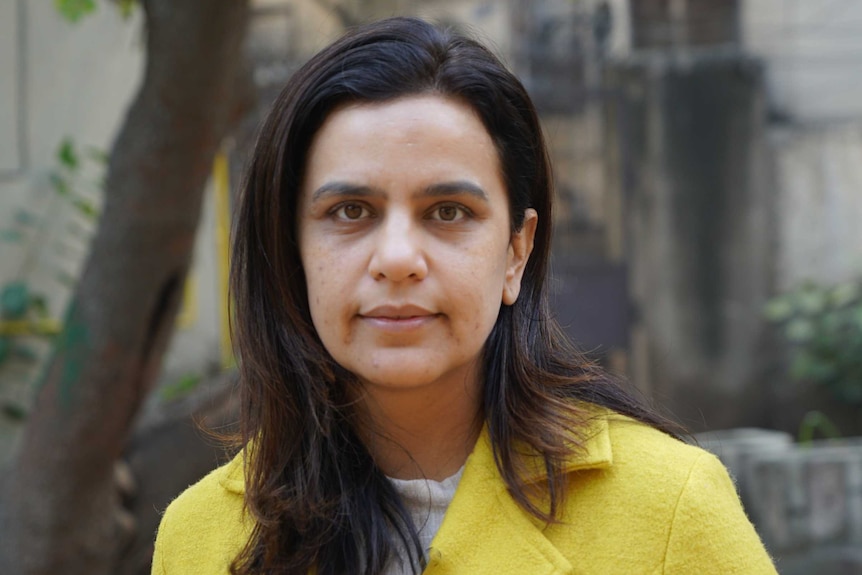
[502,208,538,306]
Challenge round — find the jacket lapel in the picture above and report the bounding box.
[424,414,613,575]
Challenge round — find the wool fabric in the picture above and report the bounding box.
[151,413,778,574]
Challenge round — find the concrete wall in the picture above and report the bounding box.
[770,123,862,291]
[600,0,862,431]
[741,1,862,432]
[0,3,234,461]
[605,54,775,429]
[250,0,862,433]
[603,0,862,128]
[699,428,862,575]
[0,0,540,453]
[742,0,862,122]
[0,2,144,462]
[0,2,143,284]
[0,1,22,175]
[15,0,856,448]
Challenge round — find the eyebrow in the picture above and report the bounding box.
[422,181,488,201]
[310,182,378,202]
[310,180,489,202]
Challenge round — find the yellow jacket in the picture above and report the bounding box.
[152,414,777,574]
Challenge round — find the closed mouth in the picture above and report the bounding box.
[360,304,437,320]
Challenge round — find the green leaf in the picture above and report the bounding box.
[85,146,109,165]
[820,310,842,334]
[785,318,815,343]
[57,138,79,170]
[115,0,137,19]
[1,403,28,421]
[830,282,861,308]
[72,198,99,219]
[798,410,841,443]
[835,380,862,405]
[50,173,71,197]
[54,0,97,23]
[796,288,827,316]
[0,229,23,243]
[29,294,50,318]
[160,373,203,401]
[0,337,10,365]
[1,402,28,422]
[764,297,793,322]
[789,353,814,380]
[55,270,77,288]
[774,277,862,406]
[789,352,838,383]
[12,343,39,362]
[1,281,30,320]
[14,209,38,226]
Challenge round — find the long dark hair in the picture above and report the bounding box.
[230,16,678,575]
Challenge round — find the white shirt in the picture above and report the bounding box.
[384,466,465,575]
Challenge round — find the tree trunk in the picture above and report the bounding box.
[119,370,241,575]
[0,1,249,573]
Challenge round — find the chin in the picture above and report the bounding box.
[354,367,442,391]
[334,348,481,394]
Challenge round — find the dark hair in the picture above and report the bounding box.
[230,16,678,575]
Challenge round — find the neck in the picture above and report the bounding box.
[354,376,483,481]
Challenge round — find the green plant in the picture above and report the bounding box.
[55,0,97,22]
[0,139,105,373]
[54,0,137,23]
[50,138,105,220]
[797,410,842,445]
[765,278,862,405]
[160,372,203,402]
[0,281,51,369]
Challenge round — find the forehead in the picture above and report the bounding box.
[317,94,489,143]
[300,95,504,192]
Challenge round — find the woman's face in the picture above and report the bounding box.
[297,95,536,397]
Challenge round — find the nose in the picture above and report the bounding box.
[367,211,428,282]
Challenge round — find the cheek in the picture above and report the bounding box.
[455,259,507,335]
[302,256,330,322]
[301,241,332,288]
[306,269,325,307]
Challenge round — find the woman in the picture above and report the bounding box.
[153,17,777,575]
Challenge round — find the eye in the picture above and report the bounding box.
[430,204,469,222]
[332,202,372,220]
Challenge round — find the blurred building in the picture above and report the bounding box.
[601,0,862,430]
[0,3,146,461]
[2,0,862,463]
[0,3,226,462]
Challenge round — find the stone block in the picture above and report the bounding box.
[805,458,847,543]
[695,427,793,507]
[697,430,862,553]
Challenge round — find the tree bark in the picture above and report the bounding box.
[118,370,241,575]
[0,1,249,573]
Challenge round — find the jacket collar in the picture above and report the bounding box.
[220,413,613,493]
[424,413,612,575]
[218,451,246,494]
[220,414,615,574]
[520,411,614,483]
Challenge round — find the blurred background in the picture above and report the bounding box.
[1,0,861,573]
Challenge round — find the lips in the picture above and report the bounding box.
[360,304,437,319]
[359,304,439,331]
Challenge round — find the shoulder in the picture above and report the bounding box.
[151,453,251,575]
[553,413,777,573]
[561,413,731,521]
[159,451,247,530]
[604,413,711,477]
[591,414,752,523]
